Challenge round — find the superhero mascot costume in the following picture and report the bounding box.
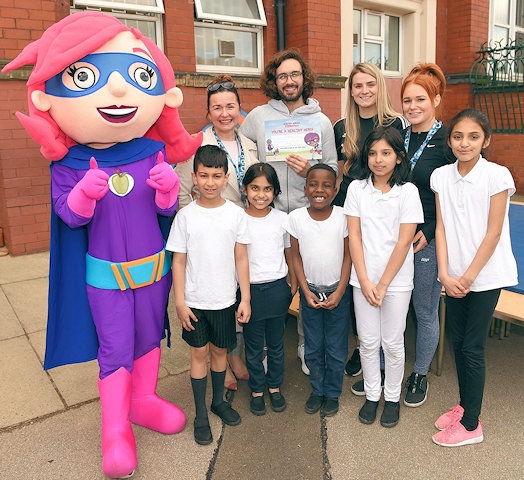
[2,11,202,478]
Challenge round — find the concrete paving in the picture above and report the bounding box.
[1,251,523,479]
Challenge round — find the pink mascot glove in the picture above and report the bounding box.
[67,157,110,218]
[145,152,180,209]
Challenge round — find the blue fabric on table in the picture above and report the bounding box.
[507,203,523,294]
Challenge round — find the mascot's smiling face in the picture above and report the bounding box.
[31,31,182,149]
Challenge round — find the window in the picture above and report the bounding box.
[194,0,267,74]
[491,0,524,46]
[353,8,401,73]
[70,0,164,48]
[194,0,266,26]
[73,0,164,14]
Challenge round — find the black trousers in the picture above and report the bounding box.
[445,288,501,429]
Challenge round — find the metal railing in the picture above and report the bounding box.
[469,40,524,133]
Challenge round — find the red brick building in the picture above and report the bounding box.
[0,0,522,254]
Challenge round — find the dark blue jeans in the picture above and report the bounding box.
[243,278,292,394]
[300,285,350,398]
[446,288,501,430]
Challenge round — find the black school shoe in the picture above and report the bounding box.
[344,347,362,376]
[193,418,213,445]
[351,370,384,396]
[269,391,287,412]
[305,394,324,414]
[380,401,400,428]
[322,397,339,417]
[250,394,266,416]
[358,399,379,424]
[211,401,241,426]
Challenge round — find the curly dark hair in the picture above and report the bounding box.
[260,48,316,102]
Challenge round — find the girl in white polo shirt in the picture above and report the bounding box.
[431,109,517,447]
[241,163,296,416]
[344,127,423,428]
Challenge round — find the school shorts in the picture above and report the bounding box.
[182,304,237,349]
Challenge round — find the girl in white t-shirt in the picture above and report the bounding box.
[241,163,296,416]
[344,127,423,428]
[431,109,517,447]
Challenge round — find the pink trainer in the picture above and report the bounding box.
[435,404,464,431]
[432,419,483,447]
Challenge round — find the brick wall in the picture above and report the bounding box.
[0,0,343,254]
[437,0,524,193]
[175,0,342,134]
[0,0,65,255]
[0,0,66,59]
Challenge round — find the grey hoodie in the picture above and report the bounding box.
[240,98,338,213]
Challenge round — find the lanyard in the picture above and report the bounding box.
[212,127,246,203]
[404,119,442,171]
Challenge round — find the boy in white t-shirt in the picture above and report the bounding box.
[166,145,251,445]
[284,164,351,417]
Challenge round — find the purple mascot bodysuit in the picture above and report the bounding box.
[2,12,202,479]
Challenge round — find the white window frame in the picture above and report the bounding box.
[72,0,164,15]
[490,0,524,45]
[194,22,263,75]
[70,1,164,49]
[194,1,267,74]
[354,8,402,75]
[194,0,267,26]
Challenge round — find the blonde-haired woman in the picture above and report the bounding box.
[333,62,407,206]
[333,63,407,388]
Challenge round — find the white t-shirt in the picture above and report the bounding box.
[344,177,424,291]
[166,200,250,309]
[284,206,348,287]
[246,208,290,284]
[430,156,518,291]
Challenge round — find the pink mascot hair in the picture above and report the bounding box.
[1,11,202,162]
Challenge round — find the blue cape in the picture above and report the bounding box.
[44,138,167,370]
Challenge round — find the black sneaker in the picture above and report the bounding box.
[344,347,362,376]
[322,397,339,417]
[404,372,428,407]
[269,391,286,413]
[358,399,379,424]
[305,394,323,414]
[350,370,384,396]
[380,401,400,427]
[193,418,213,445]
[250,394,266,416]
[211,401,241,426]
[350,379,365,396]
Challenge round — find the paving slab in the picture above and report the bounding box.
[1,251,524,480]
[0,287,24,340]
[0,336,64,428]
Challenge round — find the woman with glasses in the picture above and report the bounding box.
[176,74,258,390]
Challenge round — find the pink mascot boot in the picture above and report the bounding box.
[98,367,137,479]
[130,347,186,434]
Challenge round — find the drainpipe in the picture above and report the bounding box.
[275,0,286,51]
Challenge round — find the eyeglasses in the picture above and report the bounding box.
[207,81,235,92]
[275,71,303,82]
